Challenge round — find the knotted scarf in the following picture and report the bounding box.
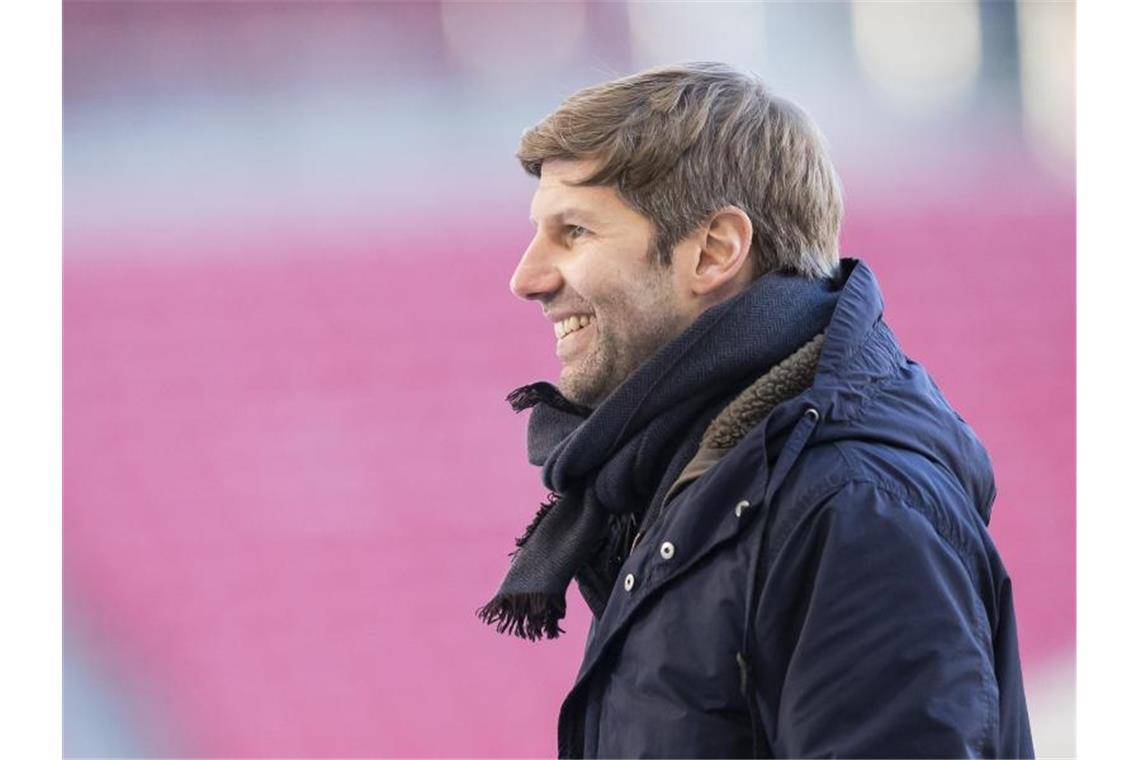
[478,269,841,640]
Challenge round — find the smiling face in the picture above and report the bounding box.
[509,159,695,408]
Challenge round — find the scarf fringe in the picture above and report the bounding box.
[476,592,566,641]
[506,383,593,416]
[511,492,560,556]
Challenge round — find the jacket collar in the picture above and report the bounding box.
[662,332,826,506]
[809,258,906,422]
[816,259,884,379]
[659,257,903,511]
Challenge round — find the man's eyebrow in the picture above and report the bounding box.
[529,208,600,227]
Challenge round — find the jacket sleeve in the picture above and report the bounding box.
[754,481,1001,759]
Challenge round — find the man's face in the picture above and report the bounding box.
[510,159,692,408]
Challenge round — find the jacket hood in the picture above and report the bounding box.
[808,259,998,523]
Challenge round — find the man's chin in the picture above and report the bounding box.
[558,370,606,409]
[556,381,591,408]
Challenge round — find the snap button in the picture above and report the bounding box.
[659,541,675,560]
[623,573,635,591]
[805,407,820,421]
[734,499,751,517]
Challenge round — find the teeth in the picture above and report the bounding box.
[555,314,592,340]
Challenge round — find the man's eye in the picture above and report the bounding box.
[566,225,589,241]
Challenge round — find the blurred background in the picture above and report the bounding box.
[63,1,1074,757]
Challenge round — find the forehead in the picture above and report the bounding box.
[528,159,630,225]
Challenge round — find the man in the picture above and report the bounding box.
[478,62,1034,758]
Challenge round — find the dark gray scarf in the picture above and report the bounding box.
[478,269,840,640]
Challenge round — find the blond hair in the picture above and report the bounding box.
[518,62,842,279]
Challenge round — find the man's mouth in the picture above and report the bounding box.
[554,314,594,341]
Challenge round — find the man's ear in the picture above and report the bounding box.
[687,206,754,297]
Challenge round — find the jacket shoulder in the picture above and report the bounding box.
[763,438,991,587]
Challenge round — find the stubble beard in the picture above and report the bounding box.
[558,276,688,409]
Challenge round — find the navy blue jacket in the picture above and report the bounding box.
[557,260,1034,758]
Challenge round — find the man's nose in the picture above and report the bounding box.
[509,237,563,301]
